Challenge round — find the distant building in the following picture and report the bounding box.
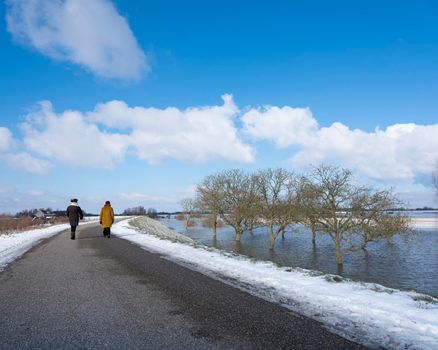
[33,210,54,222]
[34,210,46,219]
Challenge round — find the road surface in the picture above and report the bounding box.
[0,222,366,349]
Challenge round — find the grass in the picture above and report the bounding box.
[324,275,344,283]
[370,285,395,294]
[0,216,68,235]
[411,295,438,304]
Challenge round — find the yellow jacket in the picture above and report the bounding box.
[100,204,114,228]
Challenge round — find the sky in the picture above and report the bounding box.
[0,0,438,214]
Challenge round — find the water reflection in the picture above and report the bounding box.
[161,216,438,297]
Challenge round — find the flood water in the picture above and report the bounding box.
[159,211,438,297]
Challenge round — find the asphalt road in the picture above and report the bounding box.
[0,222,367,349]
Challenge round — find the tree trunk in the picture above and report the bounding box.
[281,225,286,239]
[335,236,343,268]
[268,222,274,236]
[311,226,316,245]
[249,221,254,235]
[235,229,242,242]
[212,217,217,238]
[269,233,277,250]
[360,236,368,250]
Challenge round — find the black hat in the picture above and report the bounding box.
[71,198,78,203]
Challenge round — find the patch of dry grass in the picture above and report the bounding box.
[0,216,68,235]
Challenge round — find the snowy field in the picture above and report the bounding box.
[113,217,438,350]
[410,217,438,230]
[0,218,99,271]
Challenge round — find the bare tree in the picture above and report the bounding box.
[180,198,196,229]
[123,206,146,216]
[214,169,259,241]
[352,189,410,249]
[146,208,158,219]
[302,164,409,270]
[196,174,224,238]
[254,168,299,249]
[296,177,321,245]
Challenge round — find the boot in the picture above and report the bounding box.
[71,233,75,240]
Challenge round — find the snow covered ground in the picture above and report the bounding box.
[113,217,438,350]
[410,218,438,230]
[0,219,99,271]
[82,216,99,222]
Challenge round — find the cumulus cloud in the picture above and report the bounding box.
[6,0,148,80]
[242,106,318,147]
[0,152,52,175]
[293,123,438,180]
[21,101,129,168]
[0,126,52,175]
[242,107,438,181]
[19,95,254,167]
[0,127,14,151]
[89,94,253,163]
[3,96,437,191]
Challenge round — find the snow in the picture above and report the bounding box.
[0,219,99,271]
[410,218,438,230]
[113,217,438,350]
[82,216,100,222]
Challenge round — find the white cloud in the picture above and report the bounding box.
[21,101,129,169]
[4,95,437,209]
[242,106,318,147]
[242,107,438,181]
[19,95,254,168]
[0,127,52,175]
[0,152,52,175]
[0,127,14,151]
[89,94,254,163]
[6,0,148,80]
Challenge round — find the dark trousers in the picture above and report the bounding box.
[70,225,77,239]
[103,227,111,236]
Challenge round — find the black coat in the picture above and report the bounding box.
[66,205,83,227]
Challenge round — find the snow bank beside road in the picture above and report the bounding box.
[0,219,99,271]
[129,216,194,244]
[113,217,438,350]
[0,224,69,270]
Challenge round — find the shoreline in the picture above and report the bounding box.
[410,217,438,230]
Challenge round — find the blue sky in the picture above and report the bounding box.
[1,0,438,213]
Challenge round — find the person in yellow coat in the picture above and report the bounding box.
[100,201,115,238]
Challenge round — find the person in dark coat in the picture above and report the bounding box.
[66,198,83,240]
